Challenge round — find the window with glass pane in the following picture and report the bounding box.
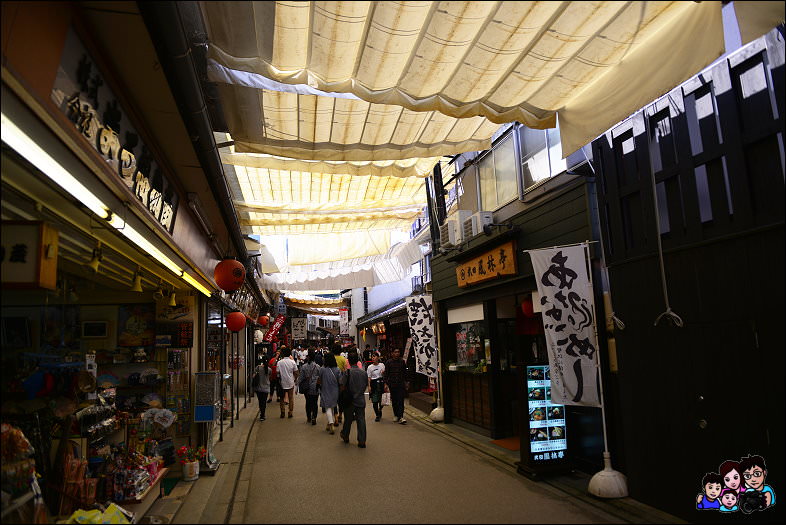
[520,126,550,190]
[478,153,497,212]
[494,134,518,207]
[547,127,567,176]
[478,132,518,211]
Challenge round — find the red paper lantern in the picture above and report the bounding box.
[521,297,535,318]
[226,311,246,332]
[214,257,246,292]
[258,315,269,327]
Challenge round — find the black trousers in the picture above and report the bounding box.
[389,384,406,418]
[305,393,319,421]
[255,391,268,418]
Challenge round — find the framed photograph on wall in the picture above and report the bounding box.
[82,321,109,338]
[1,317,31,348]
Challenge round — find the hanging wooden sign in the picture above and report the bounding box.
[1,221,59,290]
[455,240,517,288]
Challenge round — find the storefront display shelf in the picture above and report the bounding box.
[115,467,169,505]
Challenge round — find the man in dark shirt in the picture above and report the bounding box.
[362,344,373,366]
[383,348,407,424]
[339,350,368,448]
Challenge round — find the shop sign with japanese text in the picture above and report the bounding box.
[263,314,286,342]
[455,240,517,288]
[1,221,59,290]
[50,27,178,233]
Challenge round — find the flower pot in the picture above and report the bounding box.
[182,460,199,481]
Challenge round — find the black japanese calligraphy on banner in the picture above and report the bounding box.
[405,295,438,378]
[50,27,178,233]
[528,245,600,407]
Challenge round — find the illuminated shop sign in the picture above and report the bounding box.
[50,27,178,233]
[527,365,567,462]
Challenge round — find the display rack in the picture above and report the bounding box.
[166,347,191,436]
[206,326,227,371]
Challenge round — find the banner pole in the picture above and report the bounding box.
[584,241,628,498]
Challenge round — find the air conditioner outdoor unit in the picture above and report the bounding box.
[439,219,462,248]
[463,211,494,238]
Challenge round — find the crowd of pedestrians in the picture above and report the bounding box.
[252,342,409,448]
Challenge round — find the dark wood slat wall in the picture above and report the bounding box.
[591,29,784,523]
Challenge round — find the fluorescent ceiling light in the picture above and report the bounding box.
[182,271,212,297]
[1,112,110,219]
[108,214,182,275]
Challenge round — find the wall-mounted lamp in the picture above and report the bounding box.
[168,289,177,307]
[482,221,514,236]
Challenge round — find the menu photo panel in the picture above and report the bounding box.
[527,365,568,463]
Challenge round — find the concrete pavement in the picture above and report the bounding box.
[160,393,685,524]
[159,394,684,524]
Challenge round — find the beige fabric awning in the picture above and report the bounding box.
[220,152,440,178]
[217,84,498,161]
[230,162,427,234]
[202,1,727,156]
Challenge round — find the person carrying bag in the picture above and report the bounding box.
[298,350,321,425]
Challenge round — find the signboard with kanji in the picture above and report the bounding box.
[1,221,59,290]
[455,240,517,288]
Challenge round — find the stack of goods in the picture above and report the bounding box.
[1,423,37,498]
[105,448,163,502]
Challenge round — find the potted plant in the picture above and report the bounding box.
[176,445,206,481]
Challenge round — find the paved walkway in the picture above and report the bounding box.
[161,394,684,524]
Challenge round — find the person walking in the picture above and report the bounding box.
[331,344,349,425]
[366,354,386,422]
[276,348,298,418]
[339,351,368,448]
[253,358,271,421]
[298,349,321,425]
[383,348,407,424]
[317,352,341,434]
[268,350,282,403]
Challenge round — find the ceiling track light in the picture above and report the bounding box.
[153,279,165,301]
[85,242,102,273]
[168,287,178,307]
[130,267,143,292]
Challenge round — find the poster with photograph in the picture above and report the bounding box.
[40,306,80,351]
[118,304,155,347]
[527,365,568,462]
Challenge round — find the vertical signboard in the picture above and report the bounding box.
[291,317,307,340]
[528,244,600,407]
[339,307,349,336]
[526,365,568,463]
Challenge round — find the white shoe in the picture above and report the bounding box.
[398,418,407,425]
[393,417,400,423]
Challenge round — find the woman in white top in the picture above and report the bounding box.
[366,354,386,422]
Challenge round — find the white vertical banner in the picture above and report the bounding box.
[406,295,438,378]
[527,244,600,407]
[291,318,307,340]
[339,307,349,336]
